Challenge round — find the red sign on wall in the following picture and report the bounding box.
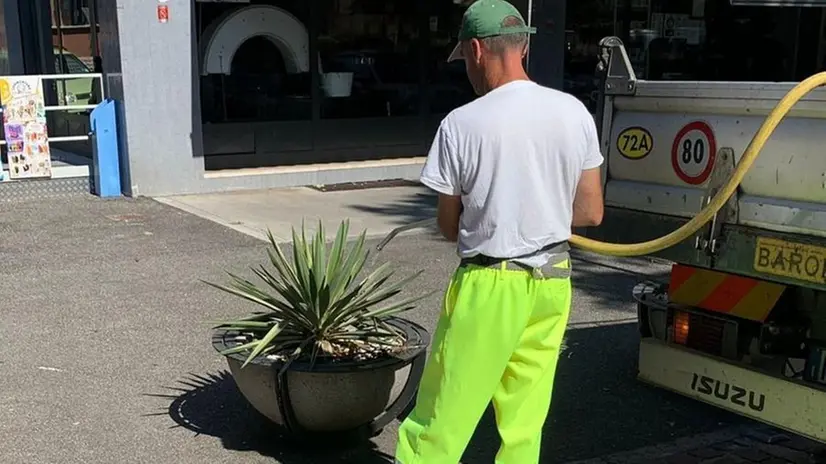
[157,5,169,23]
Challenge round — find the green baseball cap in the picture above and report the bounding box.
[448,0,536,62]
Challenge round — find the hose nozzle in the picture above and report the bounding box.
[375,218,437,252]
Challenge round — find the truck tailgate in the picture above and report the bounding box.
[590,79,826,290]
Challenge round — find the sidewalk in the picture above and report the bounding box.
[154,181,436,243]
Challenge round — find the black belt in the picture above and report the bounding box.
[459,241,572,279]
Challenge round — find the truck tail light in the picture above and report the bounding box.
[673,310,690,345]
[669,309,732,357]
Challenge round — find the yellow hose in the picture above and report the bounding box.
[570,71,826,257]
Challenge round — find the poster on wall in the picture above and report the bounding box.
[0,76,52,179]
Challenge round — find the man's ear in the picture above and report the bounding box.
[470,38,483,63]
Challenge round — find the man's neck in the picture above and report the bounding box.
[484,63,530,94]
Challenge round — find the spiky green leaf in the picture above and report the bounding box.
[241,323,284,368]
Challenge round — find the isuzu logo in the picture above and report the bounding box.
[691,373,765,412]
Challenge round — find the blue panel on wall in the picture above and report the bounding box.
[90,99,123,198]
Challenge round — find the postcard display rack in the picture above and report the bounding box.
[0,76,53,181]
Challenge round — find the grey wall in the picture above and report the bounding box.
[98,0,202,197]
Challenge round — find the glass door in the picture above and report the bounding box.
[49,0,100,160]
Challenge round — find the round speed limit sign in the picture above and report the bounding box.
[671,121,717,185]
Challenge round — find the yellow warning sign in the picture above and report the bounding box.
[616,127,653,160]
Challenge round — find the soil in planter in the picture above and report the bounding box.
[223,331,411,366]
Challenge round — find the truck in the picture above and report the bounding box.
[586,28,826,441]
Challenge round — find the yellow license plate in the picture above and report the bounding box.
[754,237,826,285]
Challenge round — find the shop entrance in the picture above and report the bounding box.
[0,0,103,197]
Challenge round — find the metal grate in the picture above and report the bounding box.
[308,179,421,193]
[0,177,91,202]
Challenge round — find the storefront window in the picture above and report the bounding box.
[561,0,826,110]
[196,0,535,167]
[616,0,822,82]
[47,0,100,159]
[197,0,312,123]
[51,0,98,70]
[54,0,93,26]
[316,0,422,119]
[565,0,615,112]
[424,0,476,115]
[196,0,487,127]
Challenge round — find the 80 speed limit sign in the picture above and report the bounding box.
[671,121,717,185]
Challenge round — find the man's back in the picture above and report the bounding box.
[421,79,604,261]
[397,3,603,462]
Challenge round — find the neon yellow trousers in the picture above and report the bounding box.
[395,260,572,464]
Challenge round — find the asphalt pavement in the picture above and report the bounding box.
[0,193,788,464]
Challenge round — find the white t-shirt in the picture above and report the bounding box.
[420,80,604,266]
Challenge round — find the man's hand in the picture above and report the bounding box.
[437,194,462,242]
[572,167,604,227]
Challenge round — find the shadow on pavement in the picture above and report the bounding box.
[571,258,670,314]
[149,372,394,464]
[464,323,748,463]
[152,323,745,464]
[349,190,437,227]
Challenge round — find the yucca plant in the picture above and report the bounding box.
[206,219,428,370]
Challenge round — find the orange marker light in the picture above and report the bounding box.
[673,311,690,345]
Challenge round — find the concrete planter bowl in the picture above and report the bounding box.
[212,316,430,442]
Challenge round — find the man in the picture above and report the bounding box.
[394,0,604,463]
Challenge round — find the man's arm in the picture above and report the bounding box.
[573,113,605,228]
[572,167,604,227]
[436,194,462,242]
[420,120,463,241]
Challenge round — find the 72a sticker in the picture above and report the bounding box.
[616,127,653,160]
